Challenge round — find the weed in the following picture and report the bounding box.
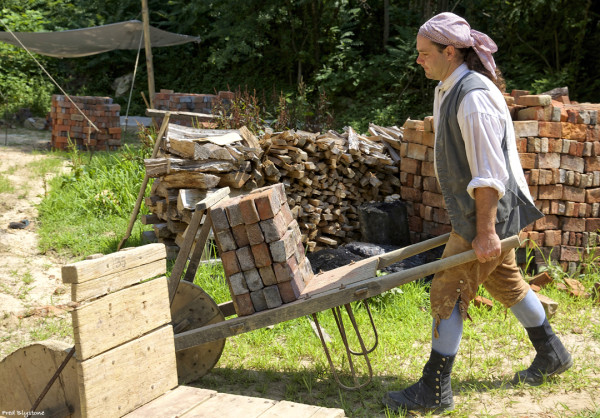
[0,173,14,193]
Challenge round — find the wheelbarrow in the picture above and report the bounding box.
[171,232,521,389]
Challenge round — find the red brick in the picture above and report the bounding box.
[587,188,600,204]
[259,265,278,286]
[225,200,245,227]
[273,255,299,283]
[586,125,599,142]
[561,155,585,173]
[519,153,539,169]
[215,229,237,252]
[233,293,255,316]
[562,123,587,141]
[422,131,435,147]
[538,121,562,138]
[560,245,580,261]
[406,143,428,161]
[236,246,256,271]
[513,121,539,137]
[422,191,444,208]
[277,281,298,303]
[251,242,272,268]
[269,228,296,263]
[515,95,552,107]
[221,251,240,276]
[209,206,230,232]
[408,216,423,232]
[260,210,288,243]
[280,204,294,226]
[586,157,600,172]
[538,153,560,169]
[517,106,551,121]
[534,215,559,230]
[423,116,434,132]
[231,224,250,247]
[401,157,421,174]
[403,128,424,144]
[544,230,562,247]
[586,218,600,232]
[244,268,264,292]
[538,184,563,200]
[245,223,264,246]
[562,185,586,203]
[255,190,282,220]
[401,186,422,203]
[561,217,585,232]
[239,196,260,224]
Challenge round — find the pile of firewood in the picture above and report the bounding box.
[143,123,403,253]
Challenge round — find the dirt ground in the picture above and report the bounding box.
[0,129,598,417]
[0,129,73,359]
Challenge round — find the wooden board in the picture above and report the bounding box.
[300,257,379,298]
[123,386,216,418]
[62,243,166,284]
[181,393,276,417]
[260,400,345,418]
[0,340,80,417]
[72,277,171,360]
[77,325,177,417]
[71,258,166,302]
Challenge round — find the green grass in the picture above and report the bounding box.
[0,173,14,193]
[33,140,600,417]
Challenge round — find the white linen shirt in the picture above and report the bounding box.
[433,63,532,202]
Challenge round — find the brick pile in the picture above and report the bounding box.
[153,89,234,127]
[50,95,121,150]
[209,184,314,316]
[399,90,600,272]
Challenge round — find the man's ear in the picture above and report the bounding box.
[445,45,456,60]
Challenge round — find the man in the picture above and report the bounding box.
[383,12,573,414]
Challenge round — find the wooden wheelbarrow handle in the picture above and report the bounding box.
[375,234,521,291]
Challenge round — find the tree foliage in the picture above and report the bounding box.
[0,0,598,131]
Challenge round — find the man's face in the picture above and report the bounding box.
[416,35,453,81]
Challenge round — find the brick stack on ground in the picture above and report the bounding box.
[209,183,314,316]
[50,94,121,150]
[153,89,234,127]
[400,90,600,273]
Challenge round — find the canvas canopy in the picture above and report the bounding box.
[0,20,200,58]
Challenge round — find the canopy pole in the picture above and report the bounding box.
[142,0,156,109]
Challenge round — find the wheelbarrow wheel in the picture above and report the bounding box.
[171,281,226,384]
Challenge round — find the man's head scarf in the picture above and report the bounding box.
[418,12,498,78]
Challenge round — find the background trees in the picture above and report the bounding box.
[0,0,598,131]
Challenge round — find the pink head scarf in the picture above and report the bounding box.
[418,12,498,78]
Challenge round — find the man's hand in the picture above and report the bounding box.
[472,232,501,263]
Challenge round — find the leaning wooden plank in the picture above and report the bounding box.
[72,277,171,360]
[169,138,239,161]
[61,243,166,284]
[144,158,236,177]
[77,325,177,418]
[259,400,346,418]
[123,386,217,418]
[180,393,276,417]
[146,108,215,119]
[71,258,166,302]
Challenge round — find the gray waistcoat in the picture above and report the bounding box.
[435,71,543,242]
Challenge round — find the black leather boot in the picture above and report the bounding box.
[383,350,455,414]
[512,318,573,385]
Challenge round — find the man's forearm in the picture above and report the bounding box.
[474,187,499,235]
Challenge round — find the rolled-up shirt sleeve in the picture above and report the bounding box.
[459,91,509,200]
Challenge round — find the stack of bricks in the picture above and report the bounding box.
[399,90,600,273]
[50,95,121,150]
[153,89,234,127]
[209,184,314,316]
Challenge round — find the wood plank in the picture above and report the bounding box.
[123,386,217,418]
[161,172,221,189]
[77,325,177,418]
[181,393,276,417]
[71,258,166,302]
[72,277,171,360]
[260,400,346,418]
[300,257,379,298]
[147,109,215,119]
[61,243,166,284]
